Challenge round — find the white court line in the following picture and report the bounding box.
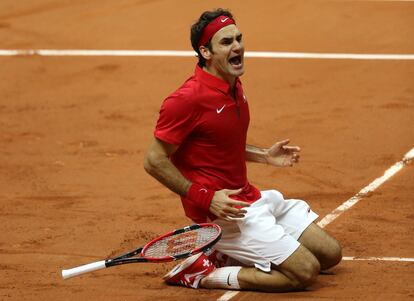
[1,49,414,60]
[217,291,239,301]
[218,147,414,301]
[343,257,414,262]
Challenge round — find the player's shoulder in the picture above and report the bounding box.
[166,75,204,106]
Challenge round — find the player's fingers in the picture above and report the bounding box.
[226,210,246,220]
[225,205,247,215]
[228,199,250,209]
[283,146,300,152]
[226,214,245,220]
[218,210,244,221]
[221,205,248,220]
[277,139,290,146]
[225,188,243,196]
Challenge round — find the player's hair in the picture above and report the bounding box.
[190,8,234,67]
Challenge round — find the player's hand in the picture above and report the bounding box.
[265,139,300,167]
[209,188,250,221]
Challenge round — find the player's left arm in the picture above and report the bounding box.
[245,139,300,167]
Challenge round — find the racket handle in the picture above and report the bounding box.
[62,260,107,279]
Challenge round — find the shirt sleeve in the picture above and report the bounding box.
[154,91,198,145]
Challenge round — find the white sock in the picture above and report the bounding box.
[201,266,242,290]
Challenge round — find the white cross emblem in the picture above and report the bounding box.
[203,259,210,267]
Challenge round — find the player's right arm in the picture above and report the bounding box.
[144,137,249,220]
[144,137,190,197]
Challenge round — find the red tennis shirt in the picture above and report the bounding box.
[154,65,261,223]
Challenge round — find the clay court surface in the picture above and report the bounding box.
[1,0,413,300]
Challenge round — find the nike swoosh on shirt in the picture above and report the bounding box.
[216,105,225,114]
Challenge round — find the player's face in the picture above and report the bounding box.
[207,25,244,82]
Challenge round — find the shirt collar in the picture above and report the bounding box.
[195,65,240,95]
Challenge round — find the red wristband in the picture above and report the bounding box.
[187,183,215,212]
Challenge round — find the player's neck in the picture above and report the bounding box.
[203,66,236,90]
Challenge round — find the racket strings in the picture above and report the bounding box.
[143,227,218,258]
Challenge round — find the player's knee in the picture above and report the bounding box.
[321,239,342,270]
[330,242,343,267]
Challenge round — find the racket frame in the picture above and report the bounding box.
[141,223,221,262]
[107,223,221,266]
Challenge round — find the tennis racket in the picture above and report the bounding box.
[61,223,221,279]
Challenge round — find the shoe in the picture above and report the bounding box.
[208,250,232,268]
[163,253,215,288]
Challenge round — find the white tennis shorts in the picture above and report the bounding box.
[214,190,318,272]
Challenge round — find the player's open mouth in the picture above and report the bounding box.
[229,55,243,69]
